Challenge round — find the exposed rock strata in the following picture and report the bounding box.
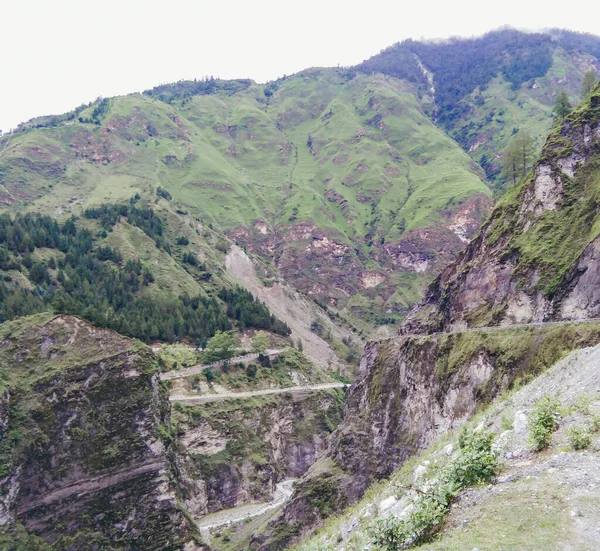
[403,88,600,334]
[0,315,199,549]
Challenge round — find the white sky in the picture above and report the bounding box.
[2,0,600,132]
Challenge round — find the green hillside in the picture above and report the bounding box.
[0,201,291,344]
[0,69,491,330]
[357,29,600,192]
[6,29,598,330]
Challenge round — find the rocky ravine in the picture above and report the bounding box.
[173,389,344,518]
[254,323,600,549]
[250,86,600,549]
[297,341,600,550]
[225,245,360,374]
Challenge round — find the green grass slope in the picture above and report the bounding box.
[355,29,600,193]
[0,69,492,331]
[448,47,600,192]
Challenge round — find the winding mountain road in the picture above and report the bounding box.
[195,478,297,532]
[159,349,283,381]
[169,382,346,403]
[390,317,600,342]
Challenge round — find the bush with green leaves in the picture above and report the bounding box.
[528,396,562,451]
[567,425,592,450]
[370,430,500,550]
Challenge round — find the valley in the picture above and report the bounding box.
[2,26,600,551]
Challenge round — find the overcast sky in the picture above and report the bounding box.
[2,0,600,132]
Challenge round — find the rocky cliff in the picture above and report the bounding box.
[253,84,600,550]
[0,314,200,550]
[173,390,344,517]
[255,323,600,549]
[403,85,600,334]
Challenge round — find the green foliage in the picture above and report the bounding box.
[501,412,514,431]
[528,396,562,451]
[305,475,343,516]
[502,130,535,187]
[204,330,237,362]
[574,394,592,415]
[0,210,291,345]
[369,431,500,550]
[567,425,592,450]
[144,77,252,103]
[156,186,172,200]
[204,369,215,383]
[553,89,573,121]
[84,203,168,249]
[0,64,494,329]
[581,69,598,98]
[0,522,53,550]
[358,29,557,121]
[218,287,291,336]
[251,331,269,354]
[0,212,232,342]
[90,97,111,124]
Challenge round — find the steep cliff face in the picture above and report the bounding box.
[173,390,344,517]
[403,86,600,334]
[257,322,600,549]
[331,323,600,495]
[0,314,199,549]
[255,87,600,550]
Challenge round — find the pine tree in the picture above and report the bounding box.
[553,90,573,121]
[501,130,535,187]
[581,70,598,99]
[502,139,520,187]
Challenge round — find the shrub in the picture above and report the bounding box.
[370,431,500,549]
[567,425,592,450]
[528,396,561,451]
[157,186,172,200]
[501,412,514,431]
[189,375,201,390]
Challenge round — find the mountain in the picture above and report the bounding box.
[0,314,200,549]
[402,82,600,334]
[3,27,600,550]
[357,28,600,192]
[3,30,600,335]
[295,340,600,550]
[0,68,492,332]
[249,83,600,550]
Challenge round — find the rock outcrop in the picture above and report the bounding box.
[0,314,199,549]
[402,85,600,334]
[174,390,344,517]
[254,85,600,549]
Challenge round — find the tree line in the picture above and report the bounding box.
[0,211,288,343]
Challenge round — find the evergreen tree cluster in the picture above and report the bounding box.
[0,212,290,343]
[218,287,291,336]
[355,29,600,125]
[83,204,169,250]
[143,78,253,104]
[0,213,230,341]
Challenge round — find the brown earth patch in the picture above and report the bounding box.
[325,189,344,203]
